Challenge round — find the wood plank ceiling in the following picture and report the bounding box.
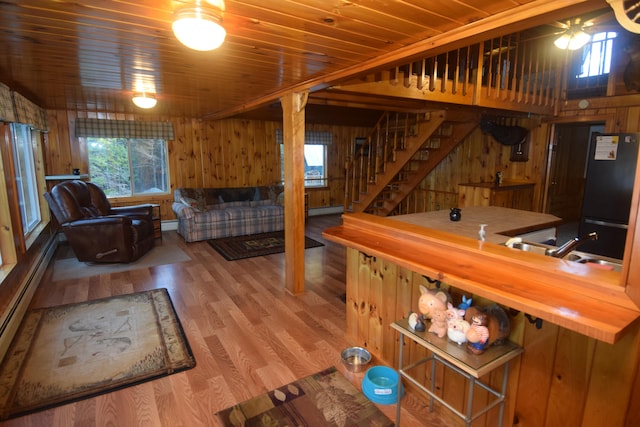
[0,0,617,124]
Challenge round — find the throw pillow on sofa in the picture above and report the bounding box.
[181,196,207,212]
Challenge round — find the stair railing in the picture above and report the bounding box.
[344,112,420,212]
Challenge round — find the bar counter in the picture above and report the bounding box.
[322,209,639,344]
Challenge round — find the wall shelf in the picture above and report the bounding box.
[45,174,89,181]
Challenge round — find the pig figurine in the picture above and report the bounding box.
[418,285,449,320]
[446,302,465,323]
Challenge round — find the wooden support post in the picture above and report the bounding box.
[280,91,308,295]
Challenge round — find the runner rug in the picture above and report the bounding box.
[208,231,324,261]
[0,288,195,420]
[52,244,191,282]
[216,366,393,426]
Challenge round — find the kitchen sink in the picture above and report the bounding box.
[505,240,622,272]
[575,258,623,272]
[510,241,552,256]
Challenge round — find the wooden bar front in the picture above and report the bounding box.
[323,212,640,426]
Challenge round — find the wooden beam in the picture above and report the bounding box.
[280,91,308,295]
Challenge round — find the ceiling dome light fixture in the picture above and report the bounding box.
[554,29,591,50]
[132,92,158,109]
[172,2,226,51]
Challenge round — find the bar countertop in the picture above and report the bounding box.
[390,206,561,244]
[322,209,640,344]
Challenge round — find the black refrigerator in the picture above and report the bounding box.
[578,132,639,260]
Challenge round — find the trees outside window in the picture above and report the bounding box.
[87,138,169,197]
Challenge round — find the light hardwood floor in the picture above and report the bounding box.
[2,215,457,427]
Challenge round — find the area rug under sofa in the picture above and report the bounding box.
[208,230,324,260]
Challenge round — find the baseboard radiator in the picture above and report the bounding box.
[0,234,58,361]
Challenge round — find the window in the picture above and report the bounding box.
[566,32,617,99]
[87,138,169,197]
[277,129,331,188]
[578,32,617,78]
[11,123,40,236]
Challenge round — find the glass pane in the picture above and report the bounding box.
[130,139,169,195]
[304,145,325,187]
[88,138,131,197]
[279,141,328,188]
[578,32,616,78]
[11,124,40,234]
[88,137,169,197]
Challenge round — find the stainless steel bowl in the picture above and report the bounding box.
[341,347,372,373]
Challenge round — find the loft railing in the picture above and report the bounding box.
[338,31,564,115]
[398,33,563,113]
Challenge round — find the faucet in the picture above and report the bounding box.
[547,232,598,258]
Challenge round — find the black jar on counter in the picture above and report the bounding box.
[449,207,461,221]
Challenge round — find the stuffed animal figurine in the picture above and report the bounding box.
[466,312,490,354]
[447,317,470,345]
[408,311,426,332]
[464,304,511,347]
[418,285,449,320]
[446,302,465,323]
[428,309,448,338]
[458,295,473,311]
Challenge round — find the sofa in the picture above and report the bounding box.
[172,185,285,242]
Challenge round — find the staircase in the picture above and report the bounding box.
[345,109,480,216]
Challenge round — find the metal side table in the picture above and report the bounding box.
[391,319,523,427]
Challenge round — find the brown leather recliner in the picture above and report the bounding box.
[44,180,155,263]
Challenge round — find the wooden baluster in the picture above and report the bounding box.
[510,33,520,102]
[404,63,412,88]
[441,52,448,93]
[418,58,426,90]
[453,48,460,95]
[496,37,504,99]
[463,45,472,97]
[429,57,436,92]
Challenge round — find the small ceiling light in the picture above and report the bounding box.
[554,29,591,50]
[132,92,157,109]
[172,2,226,51]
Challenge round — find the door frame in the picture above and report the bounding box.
[542,114,616,216]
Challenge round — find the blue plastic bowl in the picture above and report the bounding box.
[361,366,403,405]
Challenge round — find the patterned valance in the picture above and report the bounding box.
[75,118,175,140]
[0,82,15,123]
[11,91,47,131]
[276,129,333,145]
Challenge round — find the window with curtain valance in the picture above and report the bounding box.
[276,129,331,188]
[78,118,173,197]
[75,118,175,140]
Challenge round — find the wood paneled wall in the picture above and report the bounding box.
[44,109,370,222]
[393,117,549,215]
